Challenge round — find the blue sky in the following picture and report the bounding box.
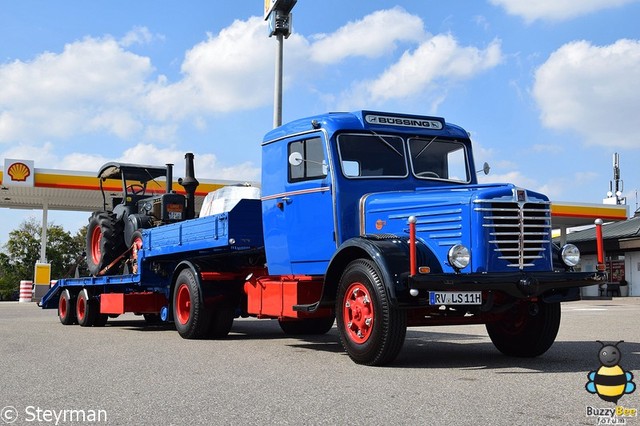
[1,0,640,245]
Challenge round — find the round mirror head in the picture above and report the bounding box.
[288,152,303,166]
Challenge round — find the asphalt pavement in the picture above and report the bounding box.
[1,299,639,425]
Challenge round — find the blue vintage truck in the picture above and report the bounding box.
[40,110,604,365]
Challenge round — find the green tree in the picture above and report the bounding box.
[0,218,86,299]
[0,252,20,300]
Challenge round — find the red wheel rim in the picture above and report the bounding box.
[343,282,374,344]
[59,295,67,318]
[90,227,102,264]
[176,284,191,325]
[77,295,86,321]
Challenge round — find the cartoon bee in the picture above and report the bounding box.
[586,340,636,403]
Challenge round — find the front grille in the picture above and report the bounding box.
[475,200,551,269]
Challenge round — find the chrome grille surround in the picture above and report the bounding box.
[474,189,551,270]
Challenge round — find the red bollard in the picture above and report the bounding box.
[595,219,605,272]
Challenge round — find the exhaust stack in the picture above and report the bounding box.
[166,163,173,193]
[179,153,199,219]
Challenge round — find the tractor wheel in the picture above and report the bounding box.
[173,268,211,339]
[336,259,407,366]
[76,289,98,327]
[58,289,76,325]
[86,211,126,276]
[486,300,561,357]
[278,316,335,335]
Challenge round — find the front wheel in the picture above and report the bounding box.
[335,259,406,366]
[486,300,561,357]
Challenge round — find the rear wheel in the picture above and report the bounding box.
[86,211,125,276]
[58,289,76,325]
[486,300,561,357]
[76,289,98,327]
[336,259,407,366]
[173,269,211,339]
[279,316,335,335]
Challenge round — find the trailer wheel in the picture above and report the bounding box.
[173,269,211,339]
[58,289,76,325]
[486,300,561,357]
[76,289,98,327]
[93,313,109,327]
[278,316,335,335]
[336,259,407,366]
[206,304,235,338]
[86,211,125,276]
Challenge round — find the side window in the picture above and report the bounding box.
[288,137,327,182]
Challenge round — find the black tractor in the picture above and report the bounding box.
[86,153,199,275]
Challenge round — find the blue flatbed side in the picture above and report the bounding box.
[40,198,264,310]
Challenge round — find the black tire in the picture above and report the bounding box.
[173,268,211,339]
[86,211,126,276]
[335,259,407,366]
[58,289,76,325]
[93,313,109,327]
[76,289,97,327]
[206,304,236,338]
[279,316,335,335]
[486,301,561,357]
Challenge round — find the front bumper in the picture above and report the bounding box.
[408,270,606,299]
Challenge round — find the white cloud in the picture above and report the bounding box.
[118,143,259,181]
[489,0,640,22]
[533,39,640,147]
[340,36,502,108]
[119,26,163,47]
[310,7,427,64]
[0,36,153,143]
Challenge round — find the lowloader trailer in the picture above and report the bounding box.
[41,110,606,366]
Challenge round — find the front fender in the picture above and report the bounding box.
[320,235,440,308]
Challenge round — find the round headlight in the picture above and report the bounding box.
[561,244,580,267]
[448,244,470,269]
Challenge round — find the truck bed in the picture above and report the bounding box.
[39,199,264,309]
[141,198,264,259]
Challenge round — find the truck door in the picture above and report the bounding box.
[262,135,336,275]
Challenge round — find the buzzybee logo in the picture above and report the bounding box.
[585,341,636,403]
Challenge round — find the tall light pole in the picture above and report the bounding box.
[265,0,297,128]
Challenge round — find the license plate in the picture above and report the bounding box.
[429,291,482,305]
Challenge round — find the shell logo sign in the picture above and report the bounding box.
[2,159,35,187]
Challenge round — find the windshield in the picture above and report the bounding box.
[336,133,470,182]
[408,138,470,182]
[336,134,407,178]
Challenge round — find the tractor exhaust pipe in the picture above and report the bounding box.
[179,153,199,220]
[166,163,173,193]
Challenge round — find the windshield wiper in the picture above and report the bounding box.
[369,131,403,157]
[414,136,438,159]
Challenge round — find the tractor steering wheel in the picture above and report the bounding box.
[127,184,145,196]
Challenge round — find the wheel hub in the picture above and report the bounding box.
[343,282,374,344]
